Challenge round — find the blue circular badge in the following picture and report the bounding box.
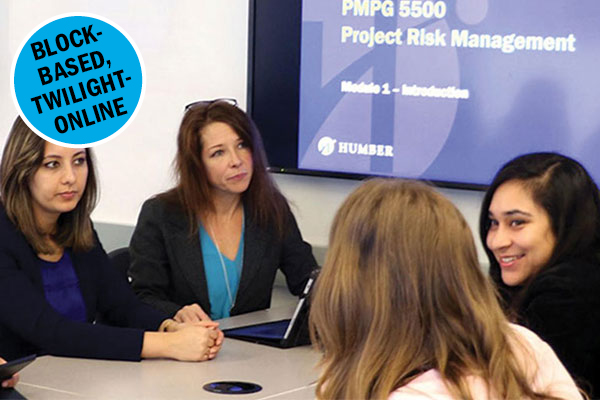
[11,13,145,147]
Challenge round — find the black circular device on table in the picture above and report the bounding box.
[203,381,262,395]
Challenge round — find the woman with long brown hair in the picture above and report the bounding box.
[129,99,317,322]
[480,153,600,396]
[310,179,581,399]
[0,116,220,362]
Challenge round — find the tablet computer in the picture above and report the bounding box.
[223,276,315,348]
[0,354,36,381]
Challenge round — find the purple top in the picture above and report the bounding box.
[39,251,87,322]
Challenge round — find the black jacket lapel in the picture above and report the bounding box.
[165,210,212,315]
[233,213,269,315]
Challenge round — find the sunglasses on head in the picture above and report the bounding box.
[184,98,238,112]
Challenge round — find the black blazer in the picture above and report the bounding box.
[514,258,600,397]
[0,206,166,361]
[129,197,318,318]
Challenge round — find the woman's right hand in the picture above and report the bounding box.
[167,325,219,361]
[173,305,225,353]
[174,303,210,323]
[142,325,219,361]
[0,357,19,389]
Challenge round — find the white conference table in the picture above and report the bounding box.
[11,307,320,400]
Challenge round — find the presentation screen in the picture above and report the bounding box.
[248,0,600,189]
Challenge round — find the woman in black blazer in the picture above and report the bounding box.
[129,99,318,322]
[480,152,600,397]
[0,117,220,362]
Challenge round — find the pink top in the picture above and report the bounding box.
[389,324,582,400]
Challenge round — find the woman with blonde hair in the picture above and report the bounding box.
[309,179,581,399]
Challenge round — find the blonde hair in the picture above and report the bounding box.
[0,116,97,253]
[310,179,561,399]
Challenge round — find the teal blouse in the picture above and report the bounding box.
[198,221,244,319]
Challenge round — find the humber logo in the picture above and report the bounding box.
[317,136,394,157]
[317,136,337,156]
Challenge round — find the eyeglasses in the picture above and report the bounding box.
[184,98,238,111]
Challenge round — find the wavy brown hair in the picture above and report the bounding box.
[160,100,290,235]
[0,116,97,253]
[309,179,563,400]
[479,152,600,307]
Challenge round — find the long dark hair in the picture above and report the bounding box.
[0,116,98,253]
[479,152,600,303]
[160,100,290,236]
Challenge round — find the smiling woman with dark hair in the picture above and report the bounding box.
[0,116,221,362]
[129,100,317,324]
[480,152,600,397]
